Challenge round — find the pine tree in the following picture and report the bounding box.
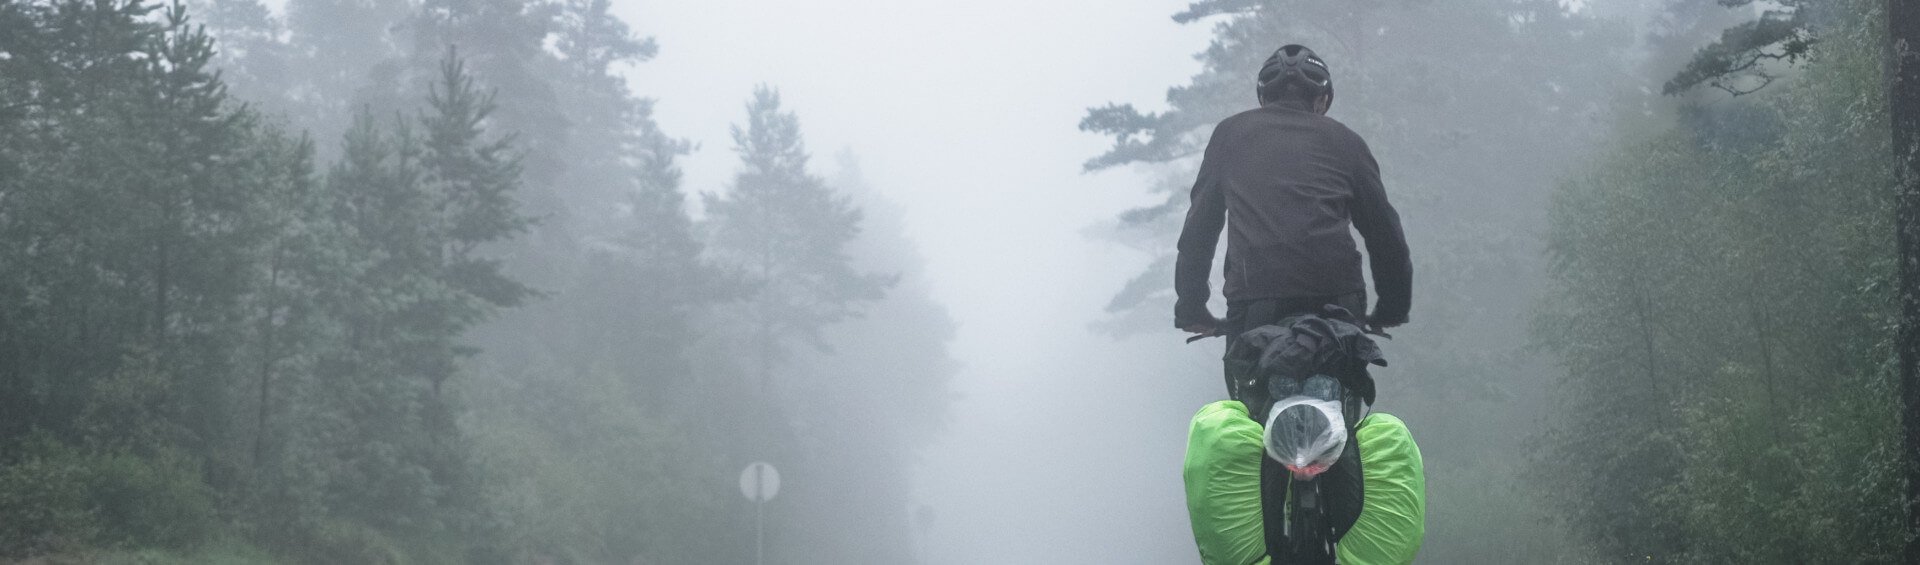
[699,88,895,562]
[351,48,532,533]
[421,48,536,317]
[704,86,894,391]
[0,0,323,554]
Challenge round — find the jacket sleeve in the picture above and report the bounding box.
[1174,129,1229,329]
[1347,136,1413,326]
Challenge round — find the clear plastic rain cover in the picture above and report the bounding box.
[1263,395,1347,478]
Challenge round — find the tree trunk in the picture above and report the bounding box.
[1749,298,1784,447]
[154,205,173,340]
[1633,277,1668,428]
[1889,0,1920,562]
[253,241,285,472]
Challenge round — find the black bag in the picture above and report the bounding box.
[1260,435,1363,564]
[1228,305,1386,563]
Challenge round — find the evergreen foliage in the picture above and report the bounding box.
[0,0,535,558]
[705,86,895,383]
[15,0,958,560]
[1534,0,1904,561]
[1663,0,1817,96]
[0,0,296,552]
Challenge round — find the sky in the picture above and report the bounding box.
[609,1,1223,562]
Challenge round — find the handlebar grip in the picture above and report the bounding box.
[1186,330,1225,344]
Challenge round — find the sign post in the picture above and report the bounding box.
[739,461,781,565]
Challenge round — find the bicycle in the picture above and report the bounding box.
[1189,314,1383,565]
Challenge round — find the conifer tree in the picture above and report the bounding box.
[320,49,531,536]
[700,90,892,562]
[704,86,894,389]
[421,48,536,316]
[0,0,324,554]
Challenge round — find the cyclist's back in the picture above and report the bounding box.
[1175,44,1410,346]
[1185,106,1396,309]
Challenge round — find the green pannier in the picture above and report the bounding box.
[1182,401,1426,565]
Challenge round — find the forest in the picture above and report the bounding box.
[0,0,1914,563]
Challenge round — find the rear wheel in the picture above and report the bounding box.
[1282,476,1337,564]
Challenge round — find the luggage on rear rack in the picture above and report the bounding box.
[1182,400,1426,565]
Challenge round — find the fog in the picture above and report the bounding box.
[4,0,1906,562]
[615,2,1215,562]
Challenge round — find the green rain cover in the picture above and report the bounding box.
[1183,402,1426,565]
[1183,401,1270,565]
[1336,412,1426,565]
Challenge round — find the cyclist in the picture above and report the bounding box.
[1173,44,1412,401]
[1176,44,1418,565]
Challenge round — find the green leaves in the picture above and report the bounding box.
[1664,8,1817,96]
[1537,1,1901,560]
[0,436,216,556]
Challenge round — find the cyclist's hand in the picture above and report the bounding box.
[1182,320,1223,343]
[1180,316,1224,337]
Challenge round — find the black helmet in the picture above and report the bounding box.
[1257,44,1333,108]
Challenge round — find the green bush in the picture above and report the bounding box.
[273,519,409,565]
[0,435,217,560]
[86,539,288,565]
[0,438,99,558]
[84,449,217,551]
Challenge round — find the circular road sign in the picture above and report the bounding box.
[739,461,781,502]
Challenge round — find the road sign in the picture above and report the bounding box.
[740,461,781,565]
[739,461,781,503]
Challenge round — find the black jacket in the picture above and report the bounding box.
[1174,103,1412,327]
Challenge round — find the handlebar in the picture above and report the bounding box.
[1183,325,1393,344]
[1185,330,1225,344]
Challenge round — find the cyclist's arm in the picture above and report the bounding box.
[1174,131,1229,330]
[1348,136,1412,326]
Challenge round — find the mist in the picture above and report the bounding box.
[0,0,1908,563]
